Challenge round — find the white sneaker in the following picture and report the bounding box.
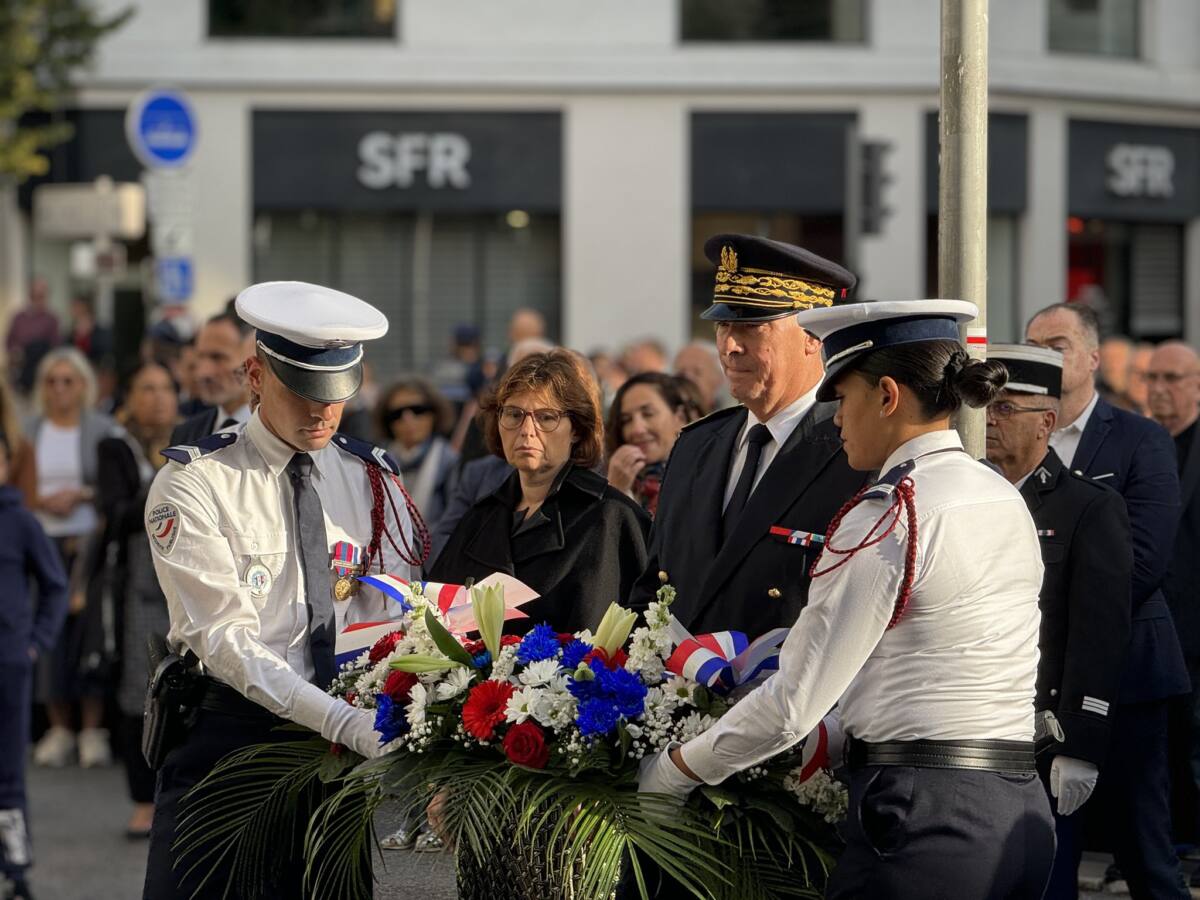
[78,728,112,768]
[32,727,76,767]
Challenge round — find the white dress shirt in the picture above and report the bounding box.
[1048,392,1099,469]
[682,429,1044,785]
[145,410,416,745]
[722,386,820,510]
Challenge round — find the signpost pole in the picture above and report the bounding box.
[939,0,989,457]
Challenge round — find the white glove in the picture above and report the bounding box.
[293,682,386,759]
[335,707,388,759]
[1049,755,1098,816]
[638,743,701,799]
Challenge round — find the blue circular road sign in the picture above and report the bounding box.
[126,89,197,168]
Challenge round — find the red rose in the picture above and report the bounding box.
[501,634,522,647]
[462,638,487,656]
[461,680,515,741]
[502,721,549,769]
[369,630,405,663]
[382,670,418,702]
[556,633,575,645]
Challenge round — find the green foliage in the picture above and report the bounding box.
[424,607,477,668]
[0,0,132,183]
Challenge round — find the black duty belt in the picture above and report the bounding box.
[846,737,1036,774]
[196,677,285,723]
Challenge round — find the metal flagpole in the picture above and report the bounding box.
[939,0,989,456]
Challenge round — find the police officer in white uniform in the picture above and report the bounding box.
[640,300,1055,899]
[142,282,424,899]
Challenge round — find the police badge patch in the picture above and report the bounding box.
[147,503,181,555]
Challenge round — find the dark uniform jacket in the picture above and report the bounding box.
[1163,422,1200,666]
[627,402,865,637]
[1070,396,1189,703]
[1021,449,1132,766]
[428,463,650,635]
[169,407,218,447]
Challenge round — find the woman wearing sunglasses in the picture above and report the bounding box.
[428,349,650,634]
[377,376,458,530]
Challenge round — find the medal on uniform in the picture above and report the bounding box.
[244,561,273,597]
[331,541,363,601]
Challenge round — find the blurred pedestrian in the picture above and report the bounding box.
[63,295,111,365]
[987,344,1133,899]
[1127,341,1155,414]
[0,379,37,507]
[1146,341,1200,869]
[673,340,730,413]
[1027,304,1189,899]
[432,324,482,407]
[604,373,702,516]
[1099,335,1136,408]
[621,338,668,375]
[430,349,649,634]
[170,313,254,445]
[25,347,116,770]
[507,307,546,346]
[6,277,60,396]
[378,376,458,530]
[90,362,178,840]
[0,435,69,900]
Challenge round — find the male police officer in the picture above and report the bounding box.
[142,282,423,899]
[987,344,1133,899]
[628,234,864,636]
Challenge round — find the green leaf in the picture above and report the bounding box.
[423,607,476,668]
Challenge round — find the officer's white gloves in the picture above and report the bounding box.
[293,682,386,759]
[638,743,700,799]
[1049,755,1098,816]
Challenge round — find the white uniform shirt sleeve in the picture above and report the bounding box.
[680,498,907,784]
[145,463,350,740]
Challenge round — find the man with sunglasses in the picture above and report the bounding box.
[987,343,1133,899]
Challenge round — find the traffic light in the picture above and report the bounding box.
[861,141,893,236]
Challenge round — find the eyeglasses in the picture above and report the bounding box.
[987,401,1054,419]
[498,406,565,432]
[44,376,77,387]
[387,403,433,421]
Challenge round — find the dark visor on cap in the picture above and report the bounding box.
[264,353,363,404]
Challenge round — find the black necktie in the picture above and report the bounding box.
[218,417,238,430]
[722,424,772,540]
[287,453,336,688]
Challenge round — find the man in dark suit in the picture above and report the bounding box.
[629,234,865,638]
[1028,304,1189,900]
[169,312,255,446]
[1147,341,1200,870]
[987,343,1134,899]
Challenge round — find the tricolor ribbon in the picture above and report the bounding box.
[334,620,402,669]
[355,571,540,634]
[666,623,790,695]
[331,541,362,576]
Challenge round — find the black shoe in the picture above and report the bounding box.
[5,877,34,900]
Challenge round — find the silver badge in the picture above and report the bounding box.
[244,562,273,596]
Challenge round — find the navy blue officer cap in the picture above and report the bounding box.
[795,299,978,401]
[236,281,388,404]
[700,233,857,323]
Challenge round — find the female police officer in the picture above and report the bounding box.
[639,300,1055,899]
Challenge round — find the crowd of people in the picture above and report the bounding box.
[3,231,1200,899]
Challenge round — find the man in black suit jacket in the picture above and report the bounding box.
[169,312,255,446]
[1147,342,1200,868]
[1028,304,1188,900]
[988,343,1134,899]
[629,234,865,638]
[623,235,865,900]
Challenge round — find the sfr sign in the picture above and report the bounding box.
[1106,143,1175,199]
[357,132,472,190]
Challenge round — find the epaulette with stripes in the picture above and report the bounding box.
[330,432,401,476]
[161,430,239,465]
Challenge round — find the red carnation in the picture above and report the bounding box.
[461,680,515,742]
[557,633,575,645]
[502,721,549,769]
[462,638,487,656]
[382,670,419,702]
[583,647,629,670]
[369,630,405,663]
[501,634,523,647]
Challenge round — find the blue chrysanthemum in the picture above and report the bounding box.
[595,665,648,718]
[472,651,492,668]
[373,694,409,744]
[576,697,621,737]
[517,623,561,664]
[559,639,593,671]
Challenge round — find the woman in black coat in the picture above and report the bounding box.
[428,349,649,636]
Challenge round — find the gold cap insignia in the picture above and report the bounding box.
[719,245,738,274]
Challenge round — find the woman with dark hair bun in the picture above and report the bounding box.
[639,300,1055,900]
